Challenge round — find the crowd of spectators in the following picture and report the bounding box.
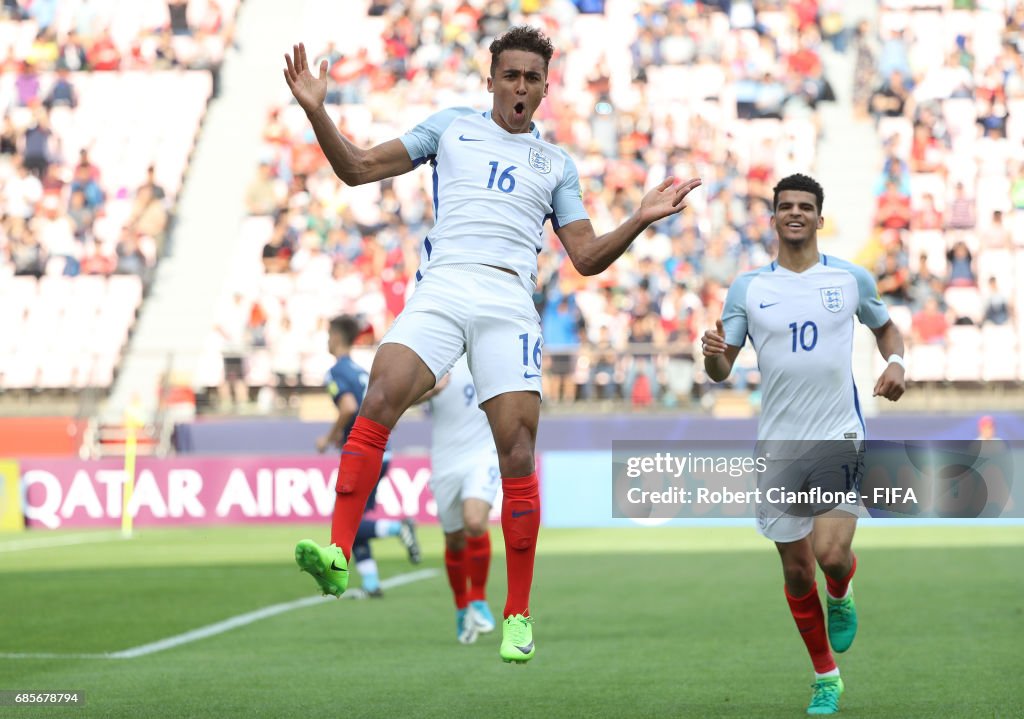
[0,0,238,288]
[226,0,841,409]
[862,0,1024,380]
[0,0,240,395]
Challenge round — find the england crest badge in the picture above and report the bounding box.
[820,287,844,313]
[528,148,552,174]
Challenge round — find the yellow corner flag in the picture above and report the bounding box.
[122,400,145,538]
[0,460,25,532]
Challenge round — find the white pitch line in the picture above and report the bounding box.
[0,532,124,553]
[0,568,439,661]
[0,652,109,659]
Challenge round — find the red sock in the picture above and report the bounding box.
[501,472,540,618]
[465,533,491,603]
[826,553,857,599]
[330,416,390,559]
[445,546,469,609]
[786,583,836,674]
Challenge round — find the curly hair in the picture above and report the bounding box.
[488,25,554,77]
[772,173,825,213]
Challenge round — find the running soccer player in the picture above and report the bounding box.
[417,355,500,644]
[311,315,422,598]
[284,26,701,663]
[701,174,905,715]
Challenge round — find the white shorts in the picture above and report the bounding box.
[756,443,864,543]
[381,264,543,403]
[430,449,501,533]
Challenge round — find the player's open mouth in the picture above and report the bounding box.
[786,222,804,229]
[512,102,525,118]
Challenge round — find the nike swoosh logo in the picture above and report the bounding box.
[511,509,536,518]
[523,372,541,379]
[798,626,813,634]
[515,642,534,653]
[459,135,484,142]
[759,302,780,309]
[330,560,348,573]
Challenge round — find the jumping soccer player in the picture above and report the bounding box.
[702,174,905,714]
[283,26,701,662]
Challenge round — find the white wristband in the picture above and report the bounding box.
[886,354,905,369]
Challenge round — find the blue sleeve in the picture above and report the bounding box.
[852,266,890,328]
[325,366,342,405]
[399,107,475,167]
[326,365,359,408]
[721,273,753,347]
[550,152,589,229]
[832,258,891,328]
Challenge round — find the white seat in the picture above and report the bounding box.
[889,304,913,337]
[980,325,1019,381]
[945,287,983,325]
[944,326,982,381]
[908,344,946,382]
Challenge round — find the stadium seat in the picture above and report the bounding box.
[300,352,334,388]
[245,349,274,387]
[889,304,913,337]
[88,351,120,389]
[944,326,982,381]
[38,355,76,390]
[944,287,984,325]
[907,344,946,383]
[942,99,977,143]
[910,174,946,211]
[1,354,39,390]
[908,231,947,275]
[878,116,912,157]
[980,324,1020,381]
[977,249,1014,290]
[108,275,144,310]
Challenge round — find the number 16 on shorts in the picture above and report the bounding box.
[519,333,542,379]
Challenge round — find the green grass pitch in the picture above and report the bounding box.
[1,524,1022,718]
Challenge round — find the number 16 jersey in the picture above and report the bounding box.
[400,108,588,289]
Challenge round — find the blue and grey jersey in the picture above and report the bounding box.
[721,255,890,449]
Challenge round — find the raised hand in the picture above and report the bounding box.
[638,177,703,226]
[283,43,328,115]
[701,319,727,358]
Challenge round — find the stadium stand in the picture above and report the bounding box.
[4,0,1020,418]
[0,0,239,396]
[871,0,1024,383]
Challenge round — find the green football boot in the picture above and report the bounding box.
[294,540,348,597]
[807,675,844,715]
[827,586,858,653]
[499,614,535,664]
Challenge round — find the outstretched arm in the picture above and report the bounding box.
[283,43,413,185]
[871,320,905,401]
[555,177,702,276]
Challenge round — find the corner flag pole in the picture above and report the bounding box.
[122,400,141,538]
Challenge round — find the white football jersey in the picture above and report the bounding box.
[721,255,890,449]
[400,108,588,290]
[428,355,496,472]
